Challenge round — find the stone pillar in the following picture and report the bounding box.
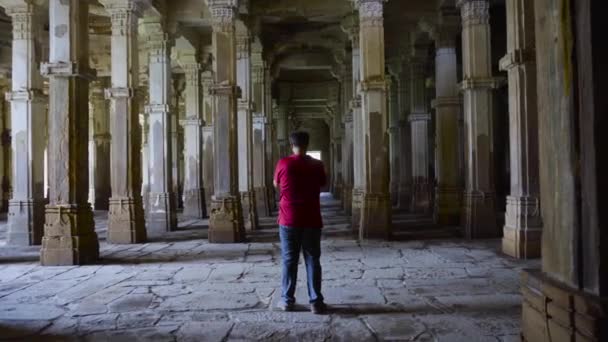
[0,78,8,213]
[144,21,177,236]
[180,59,206,219]
[457,0,501,238]
[171,77,184,210]
[521,1,608,340]
[500,0,541,259]
[386,72,400,206]
[356,0,392,239]
[276,84,290,158]
[339,59,354,214]
[0,1,46,246]
[251,54,270,217]
[40,0,99,265]
[408,56,432,213]
[432,13,463,225]
[396,68,413,211]
[236,28,258,230]
[101,0,146,244]
[342,14,364,233]
[201,71,214,215]
[264,67,276,211]
[88,78,111,211]
[207,0,245,243]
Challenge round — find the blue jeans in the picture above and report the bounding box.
[279,226,324,304]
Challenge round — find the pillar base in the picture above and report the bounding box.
[183,188,207,219]
[435,185,462,226]
[240,191,259,231]
[396,183,412,211]
[333,183,343,200]
[209,195,245,243]
[521,270,608,342]
[107,197,146,244]
[463,191,498,238]
[411,179,432,213]
[351,188,363,235]
[342,186,352,215]
[203,186,213,216]
[502,196,542,258]
[40,204,99,266]
[254,186,270,217]
[6,199,45,246]
[359,193,391,240]
[93,191,110,211]
[146,192,177,237]
[390,182,399,207]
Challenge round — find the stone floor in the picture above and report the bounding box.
[0,195,538,341]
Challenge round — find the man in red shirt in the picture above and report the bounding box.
[274,131,327,314]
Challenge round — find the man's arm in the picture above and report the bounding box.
[273,160,282,189]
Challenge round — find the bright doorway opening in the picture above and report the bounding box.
[307,151,322,160]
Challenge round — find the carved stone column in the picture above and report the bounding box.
[457,0,501,238]
[251,53,270,217]
[40,0,99,265]
[409,56,432,214]
[386,72,400,206]
[356,0,392,239]
[343,14,364,233]
[100,0,146,243]
[144,21,177,236]
[236,28,258,230]
[0,78,8,213]
[500,0,541,258]
[207,0,245,243]
[0,1,46,246]
[432,12,463,225]
[276,83,290,159]
[395,65,413,211]
[264,67,276,211]
[337,52,354,214]
[201,71,214,215]
[88,78,111,211]
[180,59,206,219]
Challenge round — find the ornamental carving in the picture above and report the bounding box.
[210,7,236,32]
[458,0,490,26]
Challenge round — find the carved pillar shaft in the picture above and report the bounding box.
[40,0,99,265]
[252,61,270,217]
[236,30,258,230]
[101,0,146,243]
[201,72,214,215]
[396,70,412,210]
[387,75,400,206]
[357,0,392,239]
[409,58,432,213]
[88,78,111,211]
[344,15,364,233]
[1,1,46,246]
[457,0,501,238]
[144,23,177,236]
[433,19,463,225]
[207,0,245,243]
[500,0,541,258]
[181,62,206,219]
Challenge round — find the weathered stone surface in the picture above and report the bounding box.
[108,294,154,313]
[176,322,233,341]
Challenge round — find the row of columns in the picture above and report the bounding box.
[0,0,277,262]
[0,0,542,261]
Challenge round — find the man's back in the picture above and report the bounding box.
[274,154,326,229]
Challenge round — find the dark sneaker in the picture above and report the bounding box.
[277,301,295,312]
[311,302,327,314]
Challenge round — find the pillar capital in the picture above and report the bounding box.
[456,0,490,26]
[355,0,387,27]
[207,0,238,32]
[99,0,144,16]
[0,0,37,14]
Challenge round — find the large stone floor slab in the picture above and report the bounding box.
[0,196,538,341]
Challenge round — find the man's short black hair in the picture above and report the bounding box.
[289,131,309,149]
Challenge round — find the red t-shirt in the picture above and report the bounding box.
[274,154,327,229]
